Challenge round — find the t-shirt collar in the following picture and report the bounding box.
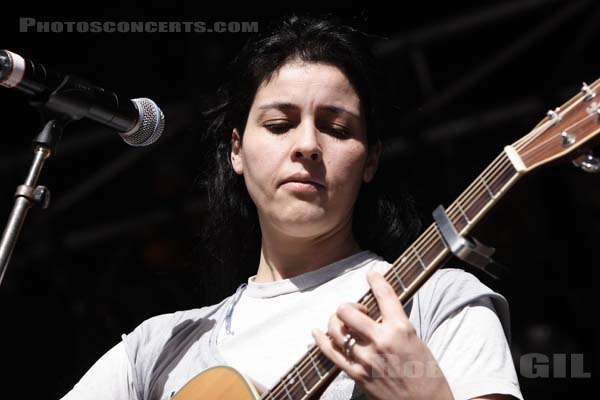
[244,249,377,298]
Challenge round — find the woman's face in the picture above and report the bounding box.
[230,61,381,239]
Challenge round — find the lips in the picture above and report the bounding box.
[280,172,324,188]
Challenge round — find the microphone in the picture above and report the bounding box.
[0,49,164,146]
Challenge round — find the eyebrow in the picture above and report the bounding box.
[257,102,360,120]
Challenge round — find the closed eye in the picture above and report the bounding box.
[318,123,351,138]
[264,123,293,134]
[324,126,350,137]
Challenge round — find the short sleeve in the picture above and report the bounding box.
[427,296,523,400]
[59,341,137,400]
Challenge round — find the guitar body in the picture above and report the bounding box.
[172,366,260,400]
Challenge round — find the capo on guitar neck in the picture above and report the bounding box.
[433,205,509,280]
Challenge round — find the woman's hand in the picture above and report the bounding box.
[312,270,454,400]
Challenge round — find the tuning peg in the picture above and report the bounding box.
[581,82,596,101]
[572,152,600,173]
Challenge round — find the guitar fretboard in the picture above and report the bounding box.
[261,150,521,400]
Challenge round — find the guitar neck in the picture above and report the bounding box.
[261,149,523,400]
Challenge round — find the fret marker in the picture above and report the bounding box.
[283,379,293,400]
[392,269,407,291]
[308,351,325,378]
[456,201,470,223]
[295,370,309,394]
[413,247,426,270]
[480,176,495,198]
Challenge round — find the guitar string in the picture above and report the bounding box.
[264,87,600,399]
[513,119,557,151]
[263,155,515,400]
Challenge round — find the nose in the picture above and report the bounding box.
[291,121,322,162]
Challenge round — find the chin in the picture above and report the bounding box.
[276,217,329,237]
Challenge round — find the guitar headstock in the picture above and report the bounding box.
[511,78,600,172]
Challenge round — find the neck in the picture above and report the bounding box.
[253,219,362,283]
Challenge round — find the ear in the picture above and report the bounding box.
[363,140,382,183]
[230,128,244,175]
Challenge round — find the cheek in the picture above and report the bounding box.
[242,138,283,193]
[327,146,367,196]
[330,144,366,180]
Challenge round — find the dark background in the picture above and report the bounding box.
[0,0,597,398]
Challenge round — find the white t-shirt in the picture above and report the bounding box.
[60,249,523,400]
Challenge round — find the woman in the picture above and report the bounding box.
[61,14,523,400]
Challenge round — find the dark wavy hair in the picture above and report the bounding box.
[194,13,422,304]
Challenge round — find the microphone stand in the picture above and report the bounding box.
[0,112,72,287]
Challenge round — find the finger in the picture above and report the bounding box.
[367,270,408,323]
[311,328,370,379]
[335,303,377,343]
[326,312,353,351]
[323,311,373,367]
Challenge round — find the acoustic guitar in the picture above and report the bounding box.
[173,78,600,400]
